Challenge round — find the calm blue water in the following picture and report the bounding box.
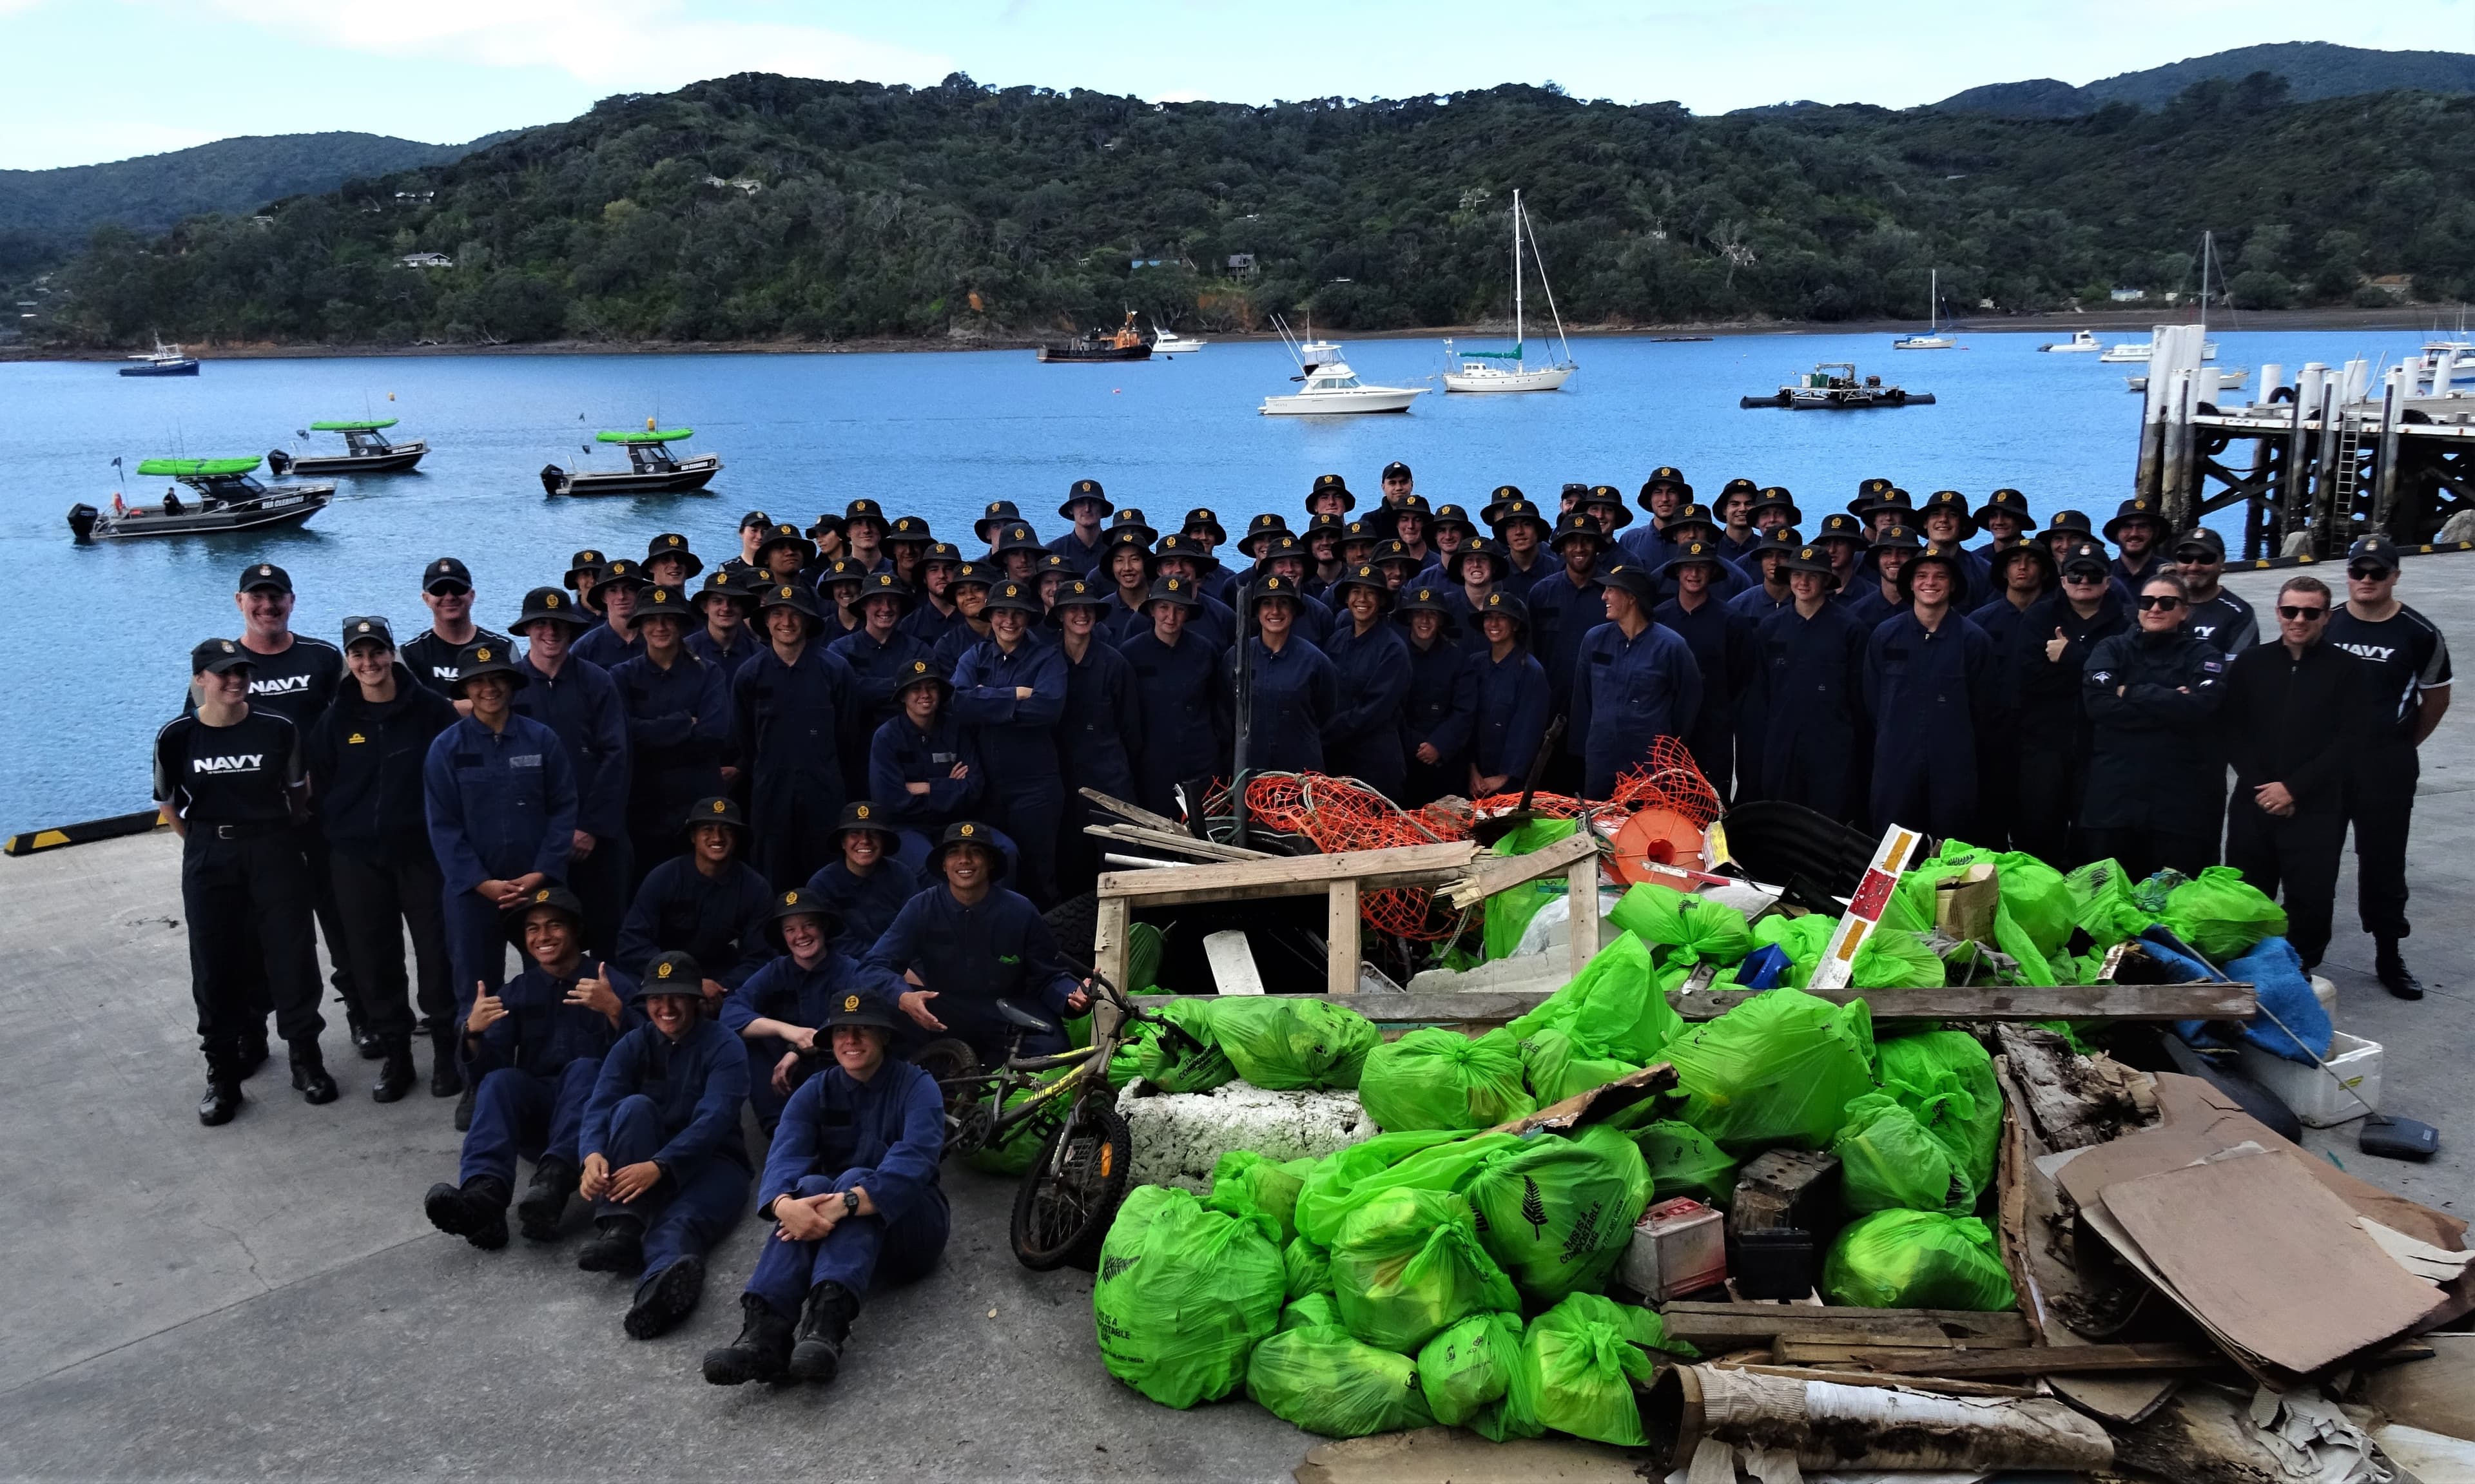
[0,325,2433,828]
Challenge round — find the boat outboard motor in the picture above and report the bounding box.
[539,464,567,497]
[266,447,293,476]
[66,503,99,543]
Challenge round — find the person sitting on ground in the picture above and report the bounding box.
[802,802,921,954]
[722,888,909,1134]
[425,886,632,1249]
[614,798,775,1004]
[865,822,1088,1070]
[576,952,750,1340]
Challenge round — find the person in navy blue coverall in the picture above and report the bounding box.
[1966,542,2057,849]
[576,951,750,1340]
[1049,479,1111,573]
[828,573,934,753]
[1121,577,1227,818]
[1569,564,1705,800]
[570,559,646,671]
[951,580,1069,907]
[424,642,579,1048]
[1440,540,1504,654]
[733,583,859,891]
[1916,491,1994,610]
[930,564,998,677]
[1094,528,1158,645]
[868,822,1089,1069]
[1226,576,1340,775]
[723,888,908,1132]
[1726,527,1800,623]
[425,886,631,1249]
[1526,513,1613,790]
[2012,542,2130,865]
[1745,545,1872,820]
[1395,584,1477,805]
[1841,524,1919,633]
[511,587,630,963]
[1467,592,1551,797]
[610,587,730,887]
[1051,580,1144,896]
[1321,564,1413,798]
[703,992,947,1387]
[802,801,921,954]
[869,660,992,872]
[616,797,774,997]
[1490,496,1554,599]
[1653,540,1754,802]
[686,569,762,677]
[1863,543,1998,839]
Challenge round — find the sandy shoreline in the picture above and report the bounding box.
[4,303,2458,362]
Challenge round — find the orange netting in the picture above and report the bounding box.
[1203,738,1721,941]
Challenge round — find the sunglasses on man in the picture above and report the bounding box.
[2135,594,2184,612]
[2173,548,2220,564]
[2277,604,2329,621]
[2349,564,2392,582]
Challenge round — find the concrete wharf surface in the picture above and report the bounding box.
[0,563,2467,1480]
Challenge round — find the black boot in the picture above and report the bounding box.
[516,1159,578,1242]
[373,1035,418,1103]
[348,1012,383,1061]
[2377,938,2425,999]
[289,1042,340,1105]
[427,1020,463,1099]
[238,1027,271,1080]
[788,1280,859,1383]
[625,1255,706,1340]
[577,1215,645,1274]
[703,1293,795,1385]
[424,1175,511,1249]
[199,1073,245,1126]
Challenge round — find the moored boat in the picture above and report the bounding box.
[539,427,722,496]
[119,339,199,376]
[267,418,428,476]
[2041,330,2103,353]
[1038,312,1153,363]
[1262,322,1425,414]
[1149,320,1207,354]
[1890,269,1955,350]
[69,457,331,540]
[1741,362,1934,410]
[1442,188,1576,393]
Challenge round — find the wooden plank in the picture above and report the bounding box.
[1098,840,1478,907]
[1567,851,1601,979]
[1849,1344,2221,1378]
[1078,787,1194,837]
[1441,829,1601,908]
[1658,1300,2032,1350]
[1723,1364,2035,1400]
[1083,822,1268,862]
[1775,1340,1959,1365]
[1327,880,1361,996]
[1092,894,1131,1001]
[1126,983,2251,1026]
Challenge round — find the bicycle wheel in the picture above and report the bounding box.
[1010,1099,1132,1273]
[914,1039,985,1157]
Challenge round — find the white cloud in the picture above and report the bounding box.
[197,0,953,88]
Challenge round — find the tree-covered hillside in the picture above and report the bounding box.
[44,71,2475,347]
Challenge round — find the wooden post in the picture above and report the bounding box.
[1566,851,1601,979]
[2313,381,2343,555]
[1093,894,1131,1004]
[1327,879,1361,994]
[2374,368,2406,537]
[2281,363,2322,548]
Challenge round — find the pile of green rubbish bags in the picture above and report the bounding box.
[1085,837,2296,1441]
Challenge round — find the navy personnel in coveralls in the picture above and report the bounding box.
[867,822,1089,1068]
[723,888,908,1133]
[733,581,859,889]
[1863,541,1997,840]
[703,992,949,1388]
[576,951,751,1340]
[1568,563,1703,800]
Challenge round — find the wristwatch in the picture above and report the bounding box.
[842,1189,860,1216]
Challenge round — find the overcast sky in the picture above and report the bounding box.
[5,0,2472,170]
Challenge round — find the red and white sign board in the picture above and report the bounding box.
[1808,824,1925,992]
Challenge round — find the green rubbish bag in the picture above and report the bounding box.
[1134,999,1237,1093]
[1418,1310,1530,1441]
[1246,1325,1435,1438]
[1608,882,1755,968]
[965,1078,1066,1175]
[1093,1185,1286,1408]
[1482,818,1582,963]
[1330,1186,1521,1353]
[1519,1292,1695,1446]
[1359,1026,1535,1132]
[1876,1030,2002,1196]
[1632,1120,1739,1208]
[1207,1150,1313,1246]
[1754,913,1836,988]
[1281,1291,1342,1331]
[1205,997,1381,1091]
[1520,1026,1643,1106]
[1285,1234,1334,1300]
[2160,865,2289,961]
[1465,1124,1654,1303]
[1852,927,1946,990]
[1294,1130,1520,1247]
[1504,933,1684,1066]
[1823,1209,2017,1311]
[1993,851,2075,959]
[1662,988,1876,1154]
[1832,1092,1970,1214]
[2065,858,2158,947]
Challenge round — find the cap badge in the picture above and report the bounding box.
[656,961,673,979]
[258,565,272,575]
[960,824,975,836]
[534,887,550,901]
[355,622,371,633]
[843,995,860,1012]
[221,641,236,652]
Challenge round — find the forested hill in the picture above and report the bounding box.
[43,70,2475,347]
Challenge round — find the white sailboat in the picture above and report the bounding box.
[1442,189,1575,392]
[1892,269,1954,350]
[2102,233,2228,363]
[1261,318,1425,415]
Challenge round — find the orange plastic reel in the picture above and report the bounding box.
[1608,806,1707,886]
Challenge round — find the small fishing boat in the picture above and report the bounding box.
[267,418,428,476]
[1037,312,1153,363]
[68,457,331,540]
[119,339,199,376]
[1149,320,1207,354]
[2102,338,2219,364]
[1741,362,1934,410]
[1890,269,1954,350]
[2041,330,2104,353]
[1442,189,1576,392]
[1261,320,1425,414]
[539,426,722,496]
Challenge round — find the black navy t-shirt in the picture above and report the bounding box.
[153,710,306,824]
[2327,602,2452,743]
[181,634,343,731]
[402,626,512,697]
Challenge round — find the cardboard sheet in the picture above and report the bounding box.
[2098,1150,2443,1376]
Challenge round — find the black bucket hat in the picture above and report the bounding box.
[1250,573,1306,611]
[820,558,870,595]
[1388,492,1433,522]
[1814,512,1871,548]
[1047,577,1114,620]
[833,800,901,850]
[1371,538,1422,571]
[1145,575,1203,610]
[1748,526,1805,566]
[992,523,1047,560]
[885,516,934,548]
[1179,506,1228,544]
[843,497,889,532]
[757,580,823,631]
[562,550,607,592]
[1662,503,1720,541]
[515,586,593,630]
[453,639,527,693]
[1991,538,2060,589]
[2102,497,2165,543]
[683,796,748,834]
[1861,523,1923,572]
[632,951,706,1003]
[1780,543,1838,582]
[692,570,746,611]
[1243,512,1294,555]
[1447,537,1505,583]
[2041,509,2098,541]
[1058,477,1108,519]
[1332,563,1392,602]
[1487,498,1551,537]
[634,585,698,631]
[1658,537,1731,579]
[1473,590,1529,633]
[1392,582,1455,630]
[583,559,646,615]
[764,887,844,951]
[823,992,898,1032]
[1859,486,1916,523]
[1898,540,1970,597]
[1428,503,1478,540]
[855,572,915,613]
[1715,476,1760,507]
[1917,490,1978,540]
[757,523,817,569]
[921,541,964,569]
[1847,476,1895,518]
[500,883,586,947]
[927,820,1007,877]
[947,561,995,592]
[1750,488,1803,524]
[1636,466,1689,511]
[1580,485,1635,530]
[1600,563,1657,603]
[893,657,951,701]
[1478,485,1528,525]
[1307,472,1355,512]
[1550,511,1611,550]
[1974,487,2033,528]
[974,499,1023,543]
[1103,526,1156,568]
[1151,533,1219,573]
[1256,534,1307,572]
[644,532,703,577]
[984,579,1043,616]
[1105,507,1158,543]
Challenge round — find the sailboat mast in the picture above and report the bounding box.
[1929,268,1938,334]
[1512,189,1524,360]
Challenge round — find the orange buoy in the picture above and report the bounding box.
[1609,806,1706,885]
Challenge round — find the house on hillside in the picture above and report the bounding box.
[398,251,454,270]
[1226,253,1257,278]
[2364,274,2413,300]
[704,175,763,193]
[2110,287,2147,302]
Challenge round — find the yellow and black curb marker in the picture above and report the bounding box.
[5,809,171,858]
